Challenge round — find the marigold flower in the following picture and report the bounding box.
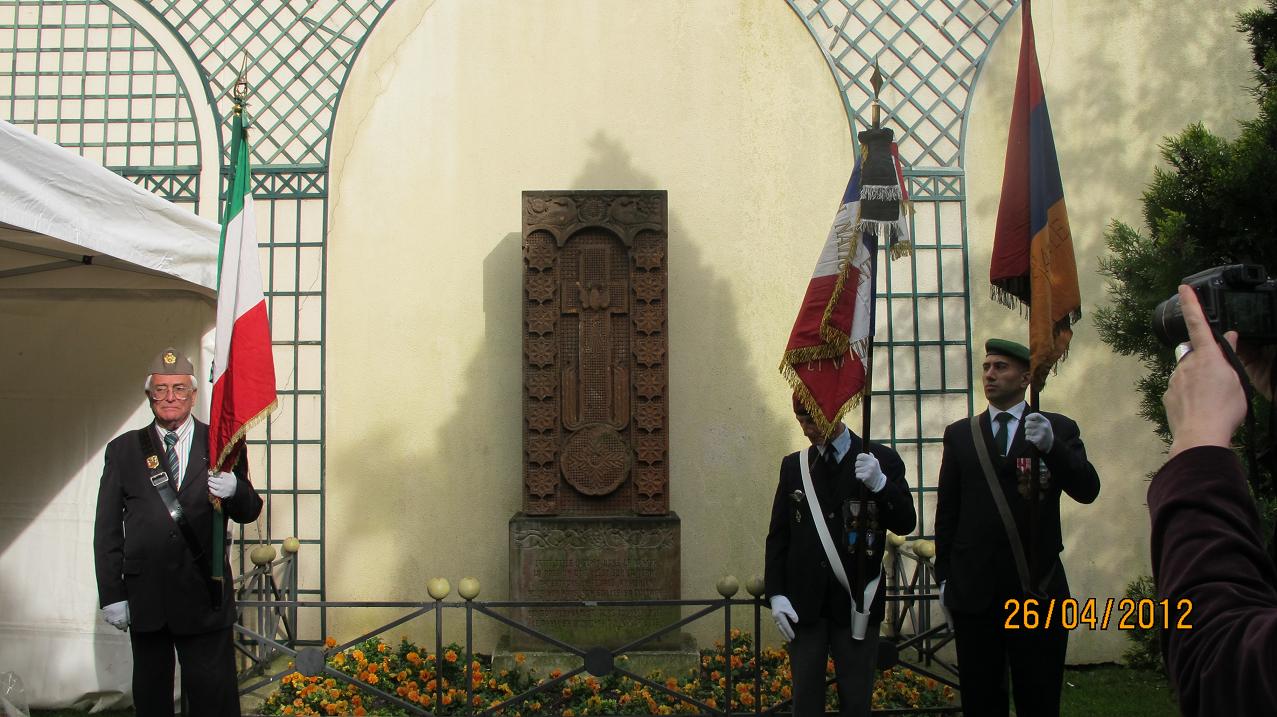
[353,708,366,717]
[407,651,421,665]
[550,669,562,679]
[444,649,458,663]
[515,652,526,664]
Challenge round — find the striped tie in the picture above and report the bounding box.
[164,431,180,488]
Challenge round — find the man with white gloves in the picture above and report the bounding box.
[933,338,1099,717]
[765,394,916,716]
[93,348,262,716]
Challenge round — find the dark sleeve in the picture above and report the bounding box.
[764,456,792,600]
[222,448,264,524]
[1042,414,1100,504]
[933,425,958,584]
[93,440,126,608]
[1149,446,1277,716]
[870,444,915,535]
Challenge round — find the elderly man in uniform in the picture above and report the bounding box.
[765,394,916,716]
[94,348,262,716]
[934,338,1100,716]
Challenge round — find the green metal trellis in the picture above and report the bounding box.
[1,0,1027,644]
[787,0,1022,540]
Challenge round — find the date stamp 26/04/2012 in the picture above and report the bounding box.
[1002,597,1193,631]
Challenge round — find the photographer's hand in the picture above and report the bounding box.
[1165,284,1246,458]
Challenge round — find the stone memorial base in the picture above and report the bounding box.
[507,513,683,651]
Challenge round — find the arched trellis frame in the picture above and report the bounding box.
[787,0,1022,537]
[1,0,1027,642]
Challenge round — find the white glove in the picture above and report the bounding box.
[1024,413,1054,452]
[939,580,954,629]
[769,595,798,642]
[854,453,887,493]
[208,471,238,499]
[102,600,129,631]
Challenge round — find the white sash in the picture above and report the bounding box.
[798,446,882,640]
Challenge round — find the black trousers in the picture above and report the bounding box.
[788,618,880,717]
[952,606,1068,717]
[129,625,240,717]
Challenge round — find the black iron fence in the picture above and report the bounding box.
[232,546,958,716]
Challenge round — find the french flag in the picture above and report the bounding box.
[780,148,909,438]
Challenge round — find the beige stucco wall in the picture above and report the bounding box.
[326,0,1256,664]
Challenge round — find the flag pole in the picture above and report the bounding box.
[208,59,251,607]
[860,63,884,450]
[854,63,887,615]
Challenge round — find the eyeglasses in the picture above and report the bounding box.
[148,385,194,400]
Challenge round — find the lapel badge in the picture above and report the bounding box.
[162,351,177,366]
[146,455,160,469]
[790,490,805,523]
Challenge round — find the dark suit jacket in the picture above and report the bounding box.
[765,432,916,625]
[94,419,262,635]
[1149,446,1277,716]
[933,410,1099,613]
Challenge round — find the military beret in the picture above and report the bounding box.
[148,347,195,376]
[985,338,1030,365]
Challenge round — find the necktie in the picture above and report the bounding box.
[993,413,1012,457]
[164,431,180,488]
[824,446,840,473]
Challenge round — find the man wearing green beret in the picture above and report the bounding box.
[933,338,1100,717]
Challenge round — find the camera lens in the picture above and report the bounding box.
[1152,295,1188,347]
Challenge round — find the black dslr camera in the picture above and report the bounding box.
[1152,264,1277,347]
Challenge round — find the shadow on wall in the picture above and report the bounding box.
[324,130,794,652]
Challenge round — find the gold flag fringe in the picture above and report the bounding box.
[212,397,279,473]
[780,360,868,442]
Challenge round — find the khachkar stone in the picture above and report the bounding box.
[510,191,684,657]
[520,190,669,516]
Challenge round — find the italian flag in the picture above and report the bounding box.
[209,108,276,473]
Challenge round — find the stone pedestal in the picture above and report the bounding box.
[508,513,682,650]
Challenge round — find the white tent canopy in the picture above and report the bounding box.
[0,118,218,295]
[0,119,220,709]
